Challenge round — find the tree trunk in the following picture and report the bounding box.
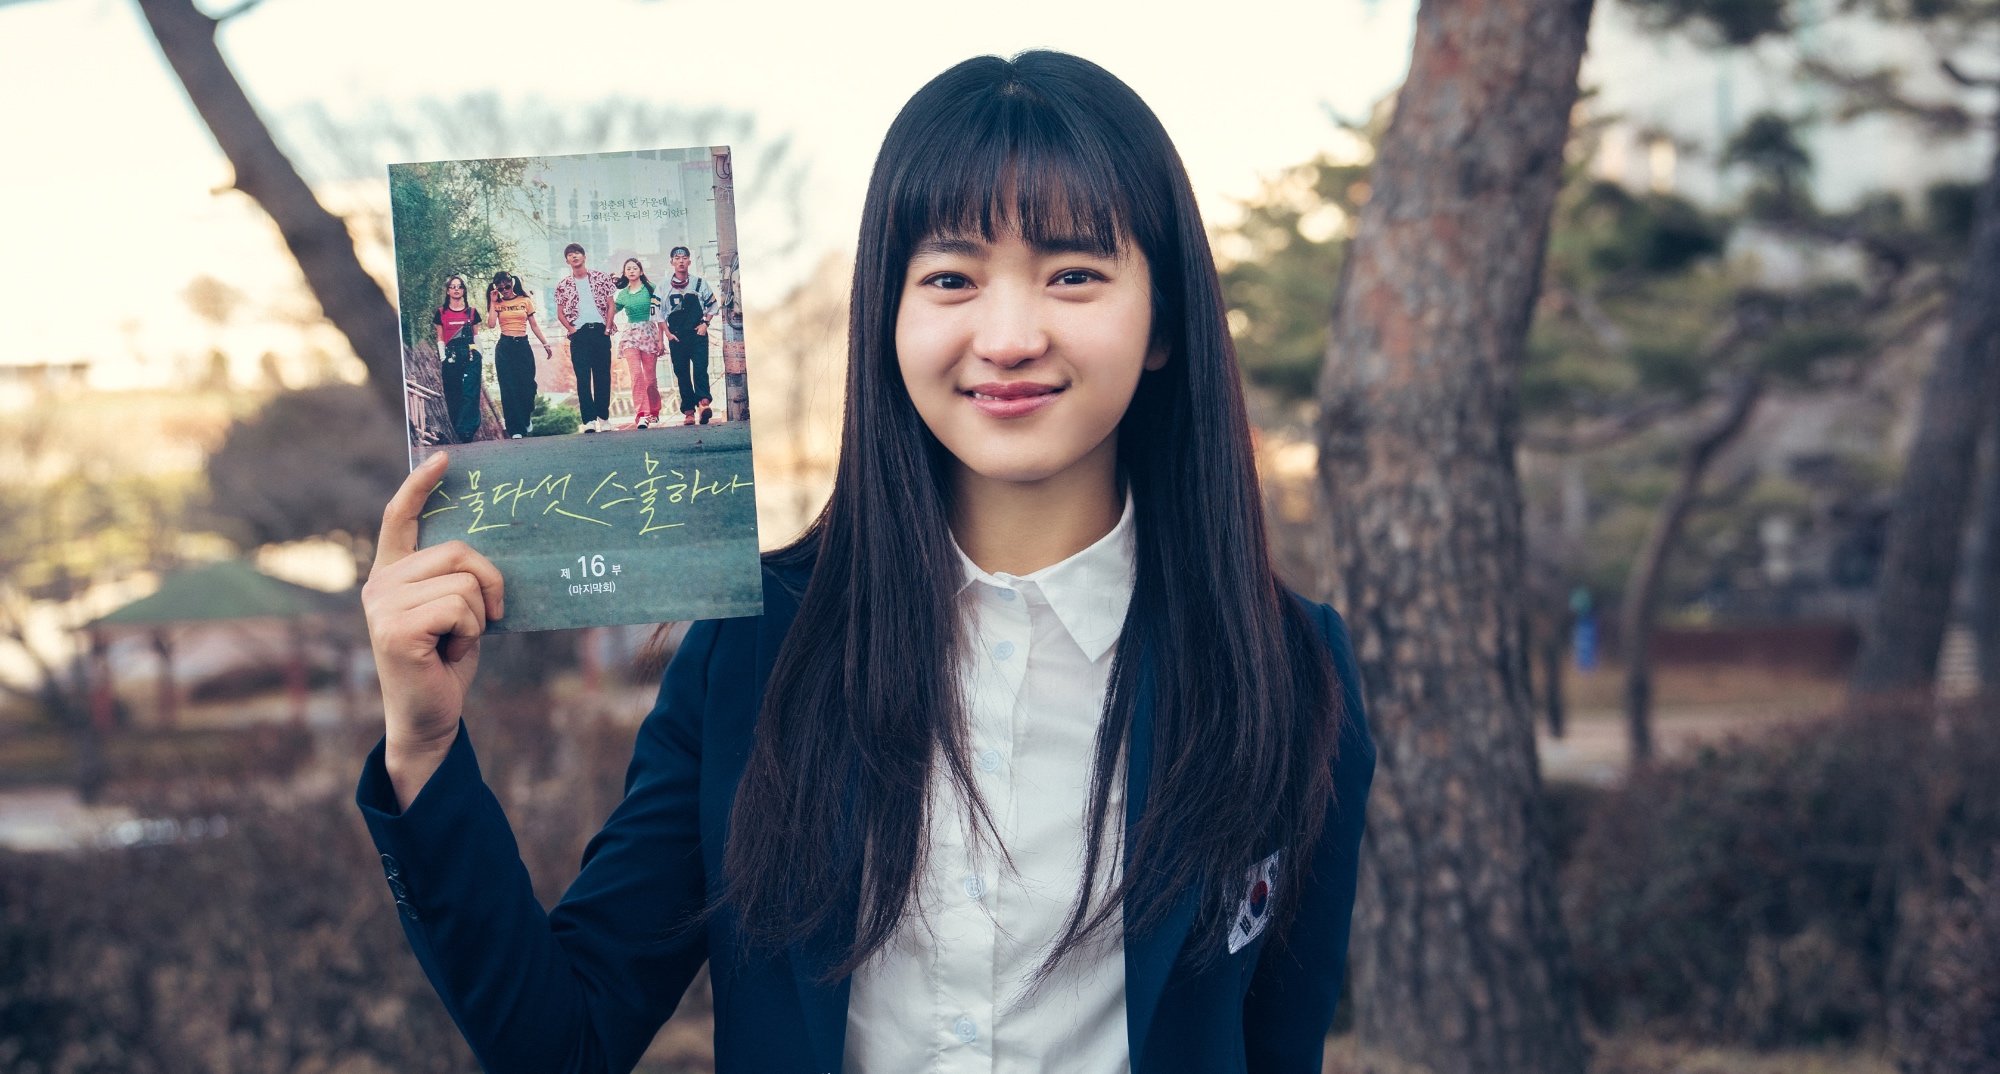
[72,637,108,804]
[1312,1,1593,1071]
[1619,374,1762,766]
[1851,109,2000,697]
[135,0,403,415]
[1542,620,1567,739]
[152,629,178,730]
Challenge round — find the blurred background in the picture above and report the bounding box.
[2,0,1996,1071]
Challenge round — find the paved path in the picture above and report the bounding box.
[1538,704,1827,785]
[0,786,136,852]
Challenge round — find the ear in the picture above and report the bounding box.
[1143,339,1170,372]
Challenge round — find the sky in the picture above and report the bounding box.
[0,0,1421,386]
[1,0,1986,390]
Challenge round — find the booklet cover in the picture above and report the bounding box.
[388,146,761,633]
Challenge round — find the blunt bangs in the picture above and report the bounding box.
[881,67,1144,265]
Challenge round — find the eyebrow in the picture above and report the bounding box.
[910,233,1119,260]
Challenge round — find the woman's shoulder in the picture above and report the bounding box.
[674,554,816,647]
[1282,588,1353,654]
[1282,588,1375,763]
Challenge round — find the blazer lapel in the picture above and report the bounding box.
[785,819,857,1070]
[1122,648,1201,1066]
[750,566,856,1071]
[756,564,860,1064]
[791,944,853,1074]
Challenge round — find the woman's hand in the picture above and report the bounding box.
[363,452,504,807]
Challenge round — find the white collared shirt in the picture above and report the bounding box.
[844,496,1138,1074]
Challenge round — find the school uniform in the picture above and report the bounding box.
[356,538,1374,1073]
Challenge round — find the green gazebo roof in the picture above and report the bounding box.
[94,560,348,626]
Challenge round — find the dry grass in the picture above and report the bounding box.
[1583,1036,1897,1074]
[1538,662,1849,783]
[1562,661,1846,718]
[1322,1034,1897,1074]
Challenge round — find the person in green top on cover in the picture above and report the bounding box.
[612,257,665,429]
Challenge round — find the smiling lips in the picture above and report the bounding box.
[963,381,1065,419]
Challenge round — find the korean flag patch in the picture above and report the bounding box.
[1227,851,1281,954]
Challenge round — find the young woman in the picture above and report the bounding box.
[484,272,550,439]
[431,275,484,442]
[613,257,665,429]
[360,51,1374,1074]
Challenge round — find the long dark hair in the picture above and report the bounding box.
[724,51,1344,978]
[439,274,470,311]
[620,258,655,303]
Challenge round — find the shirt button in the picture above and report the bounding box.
[976,749,1001,773]
[953,1016,977,1044]
[992,640,1015,661]
[964,875,986,900]
[995,588,1017,601]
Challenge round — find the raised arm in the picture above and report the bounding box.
[355,459,717,1072]
[363,452,503,805]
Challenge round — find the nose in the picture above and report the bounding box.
[970,286,1048,368]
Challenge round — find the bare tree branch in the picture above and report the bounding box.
[1522,396,1699,453]
[0,594,74,718]
[1620,371,1765,764]
[1799,57,1978,139]
[1523,309,1757,453]
[134,0,403,414]
[1940,57,2000,91]
[209,0,266,22]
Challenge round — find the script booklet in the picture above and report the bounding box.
[388,146,761,633]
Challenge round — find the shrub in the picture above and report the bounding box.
[0,688,711,1072]
[1560,696,2000,1056]
[0,789,471,1073]
[528,394,580,437]
[1888,856,2000,1074]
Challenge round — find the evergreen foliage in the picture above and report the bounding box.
[387,157,533,349]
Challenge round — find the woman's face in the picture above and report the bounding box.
[446,277,464,299]
[494,277,514,297]
[624,260,643,283]
[895,226,1164,495]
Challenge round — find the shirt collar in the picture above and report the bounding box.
[953,491,1137,663]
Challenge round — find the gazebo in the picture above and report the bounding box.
[90,560,356,729]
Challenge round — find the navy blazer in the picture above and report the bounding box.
[357,561,1375,1073]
